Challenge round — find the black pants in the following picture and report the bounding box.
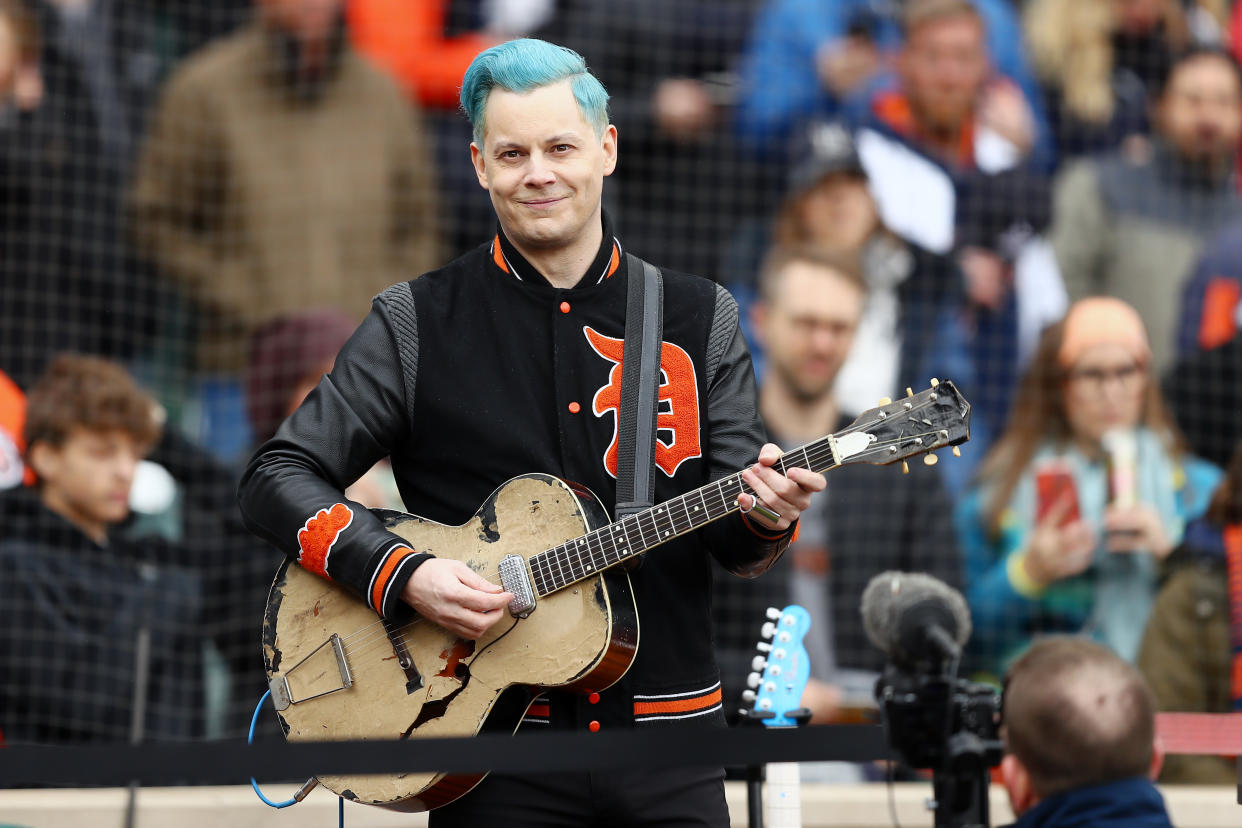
[429,766,730,827]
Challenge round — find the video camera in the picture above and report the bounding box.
[862,572,1004,828]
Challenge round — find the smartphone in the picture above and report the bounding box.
[1035,461,1080,527]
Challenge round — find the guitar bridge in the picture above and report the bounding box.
[269,633,353,711]
[499,554,536,618]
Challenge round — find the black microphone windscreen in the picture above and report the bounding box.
[860,571,972,660]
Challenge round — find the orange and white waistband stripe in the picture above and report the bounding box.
[632,682,722,721]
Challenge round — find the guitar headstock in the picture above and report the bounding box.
[740,605,812,728]
[835,379,970,470]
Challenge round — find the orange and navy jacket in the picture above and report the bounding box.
[238,214,794,730]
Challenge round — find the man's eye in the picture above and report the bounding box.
[553,144,572,153]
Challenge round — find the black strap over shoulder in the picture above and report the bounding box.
[615,253,663,520]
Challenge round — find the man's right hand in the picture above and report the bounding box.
[400,558,514,640]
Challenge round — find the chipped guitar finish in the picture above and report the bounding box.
[263,474,633,812]
[260,382,972,813]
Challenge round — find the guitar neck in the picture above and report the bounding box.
[527,431,853,598]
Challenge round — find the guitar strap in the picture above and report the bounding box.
[615,253,664,520]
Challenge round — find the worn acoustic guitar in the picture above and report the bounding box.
[260,381,970,811]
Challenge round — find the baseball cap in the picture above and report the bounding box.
[787,121,867,196]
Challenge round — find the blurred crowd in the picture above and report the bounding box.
[0,0,1241,788]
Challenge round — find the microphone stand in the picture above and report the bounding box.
[930,730,996,828]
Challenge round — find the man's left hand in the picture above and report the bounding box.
[738,443,826,532]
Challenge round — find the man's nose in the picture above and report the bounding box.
[524,152,557,186]
[116,453,139,485]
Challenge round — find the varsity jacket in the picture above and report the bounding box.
[238,216,793,731]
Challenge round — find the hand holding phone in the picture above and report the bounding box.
[1035,461,1080,527]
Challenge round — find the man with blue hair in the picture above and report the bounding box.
[239,38,825,826]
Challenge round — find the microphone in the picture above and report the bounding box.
[860,571,972,669]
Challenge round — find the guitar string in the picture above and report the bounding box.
[329,410,951,660]
[329,423,952,664]
[330,412,951,662]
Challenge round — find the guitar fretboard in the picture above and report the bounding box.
[527,435,842,597]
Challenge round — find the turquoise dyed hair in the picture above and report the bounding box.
[460,39,610,145]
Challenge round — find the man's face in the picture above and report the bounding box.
[471,80,617,255]
[257,0,341,42]
[1157,55,1242,166]
[755,262,864,402]
[900,15,989,136]
[797,173,878,252]
[32,427,144,537]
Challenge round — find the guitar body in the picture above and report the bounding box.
[261,473,638,811]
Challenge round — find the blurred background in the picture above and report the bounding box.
[0,0,1239,791]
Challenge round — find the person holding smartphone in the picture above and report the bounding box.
[954,298,1220,681]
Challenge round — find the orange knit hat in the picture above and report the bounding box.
[1057,297,1151,368]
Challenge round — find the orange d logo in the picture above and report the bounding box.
[584,326,702,478]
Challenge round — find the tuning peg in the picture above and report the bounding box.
[761,621,777,639]
[906,387,914,397]
[747,672,762,689]
[765,607,782,620]
[756,641,772,653]
[901,461,909,474]
[952,446,962,458]
[878,396,892,406]
[924,454,938,466]
[741,689,757,703]
[752,656,768,672]
[930,378,940,387]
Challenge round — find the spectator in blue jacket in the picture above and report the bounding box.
[735,0,1050,161]
[1176,216,1242,359]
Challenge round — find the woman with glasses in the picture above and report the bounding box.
[955,297,1221,681]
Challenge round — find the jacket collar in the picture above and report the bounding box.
[1009,776,1171,828]
[490,211,623,290]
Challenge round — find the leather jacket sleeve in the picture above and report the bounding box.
[699,284,796,577]
[237,293,432,618]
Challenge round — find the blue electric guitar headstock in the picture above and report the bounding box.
[742,605,812,728]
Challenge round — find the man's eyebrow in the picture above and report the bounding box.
[491,133,585,153]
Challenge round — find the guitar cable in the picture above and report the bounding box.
[249,689,347,827]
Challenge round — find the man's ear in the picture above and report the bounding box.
[1150,736,1165,781]
[602,124,618,177]
[470,142,490,191]
[26,441,56,485]
[1001,754,1035,815]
